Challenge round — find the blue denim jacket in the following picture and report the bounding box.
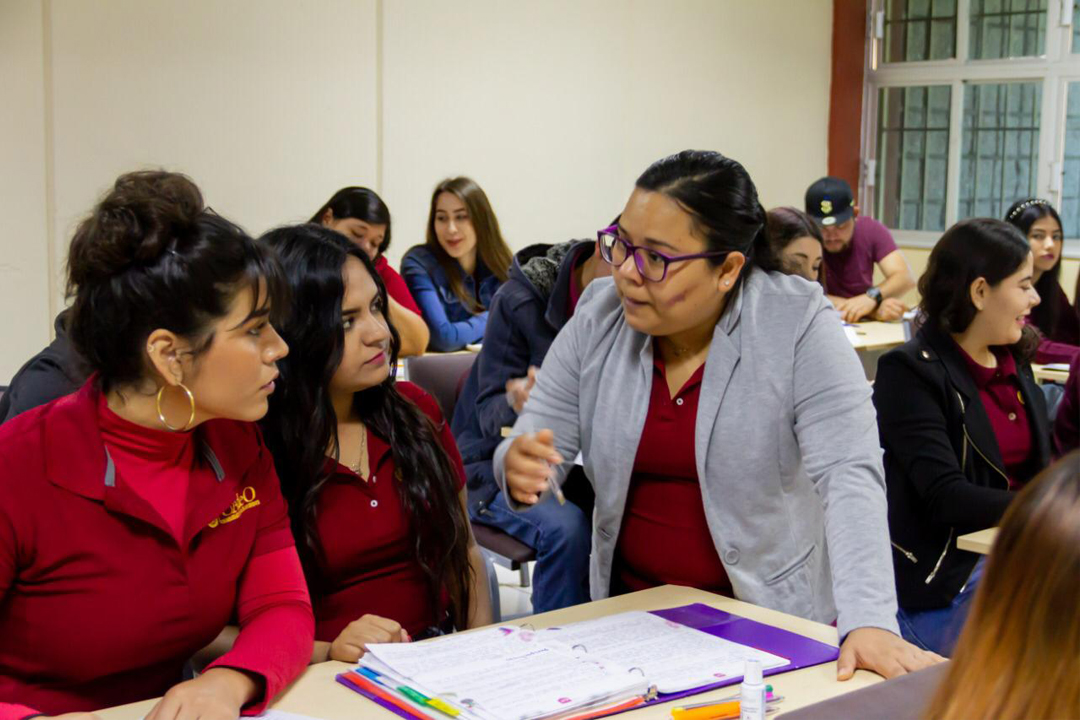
[401,245,502,352]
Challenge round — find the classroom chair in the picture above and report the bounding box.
[401,353,538,621]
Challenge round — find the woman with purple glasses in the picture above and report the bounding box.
[493,150,942,682]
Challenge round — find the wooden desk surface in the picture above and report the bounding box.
[846,321,907,352]
[957,527,997,555]
[1032,363,1069,384]
[95,586,882,720]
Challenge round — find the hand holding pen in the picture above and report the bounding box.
[505,429,565,505]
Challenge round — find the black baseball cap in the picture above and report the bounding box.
[805,177,855,227]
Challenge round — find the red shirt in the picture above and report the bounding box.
[0,381,313,717]
[614,356,733,597]
[376,255,422,315]
[957,345,1033,488]
[311,382,466,642]
[821,216,898,298]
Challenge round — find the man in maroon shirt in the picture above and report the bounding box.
[805,177,915,322]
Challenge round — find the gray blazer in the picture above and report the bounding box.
[494,271,900,639]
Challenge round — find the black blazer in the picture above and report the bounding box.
[872,324,1050,609]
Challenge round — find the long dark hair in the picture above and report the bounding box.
[634,150,779,291]
[260,224,473,629]
[310,187,393,257]
[918,217,1039,358]
[1004,198,1064,337]
[423,177,512,313]
[66,170,287,392]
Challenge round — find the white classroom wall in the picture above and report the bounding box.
[0,0,834,382]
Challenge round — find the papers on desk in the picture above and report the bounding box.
[842,325,861,345]
[342,611,787,720]
[1042,362,1070,372]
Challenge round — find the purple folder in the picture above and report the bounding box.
[335,603,840,719]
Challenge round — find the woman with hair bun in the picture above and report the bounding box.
[498,150,940,681]
[0,171,313,719]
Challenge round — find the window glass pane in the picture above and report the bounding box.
[1060,82,1080,235]
[876,85,951,230]
[968,0,1047,60]
[883,0,957,62]
[959,82,1042,220]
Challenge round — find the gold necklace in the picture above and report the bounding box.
[348,425,368,476]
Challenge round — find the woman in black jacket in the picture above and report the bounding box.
[873,218,1051,656]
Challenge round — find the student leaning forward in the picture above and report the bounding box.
[0,172,313,719]
[497,150,943,681]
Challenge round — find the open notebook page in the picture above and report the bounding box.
[365,626,649,720]
[539,611,789,694]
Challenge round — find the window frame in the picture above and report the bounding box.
[861,0,1080,258]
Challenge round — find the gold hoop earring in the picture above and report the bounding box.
[156,383,196,431]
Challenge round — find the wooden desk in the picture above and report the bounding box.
[846,321,907,352]
[1032,363,1069,384]
[957,527,997,555]
[95,586,881,720]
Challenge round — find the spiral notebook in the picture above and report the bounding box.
[335,603,839,720]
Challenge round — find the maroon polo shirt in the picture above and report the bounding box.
[0,381,312,716]
[957,345,1033,488]
[613,356,733,597]
[311,382,467,642]
[822,216,898,298]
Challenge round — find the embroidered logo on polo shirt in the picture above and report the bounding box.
[209,486,260,528]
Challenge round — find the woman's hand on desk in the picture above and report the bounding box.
[505,430,563,505]
[144,668,259,720]
[324,614,410,663]
[837,627,945,681]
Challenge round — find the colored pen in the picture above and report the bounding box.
[357,666,460,718]
[396,684,461,717]
[343,671,435,720]
[671,699,740,720]
[677,688,776,710]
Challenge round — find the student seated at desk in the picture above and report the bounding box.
[0,309,84,424]
[451,235,612,612]
[923,451,1079,720]
[498,150,941,680]
[312,186,430,357]
[1003,198,1080,365]
[260,224,492,663]
[804,177,914,322]
[785,454,1079,720]
[401,177,512,351]
[1054,353,1079,456]
[874,218,1051,656]
[0,171,313,718]
[766,206,824,285]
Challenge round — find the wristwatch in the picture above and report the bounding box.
[866,286,883,307]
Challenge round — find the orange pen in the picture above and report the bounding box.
[670,699,741,720]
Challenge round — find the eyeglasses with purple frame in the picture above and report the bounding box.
[596,225,728,282]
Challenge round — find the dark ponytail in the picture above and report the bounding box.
[635,150,779,286]
[66,170,287,391]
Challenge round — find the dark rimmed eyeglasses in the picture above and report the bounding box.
[596,225,728,282]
